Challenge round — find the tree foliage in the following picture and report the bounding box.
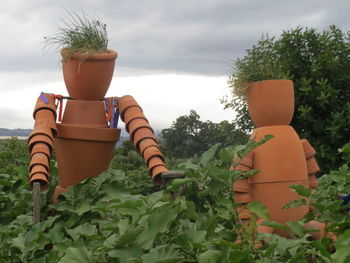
[224,25,350,172]
[160,110,248,159]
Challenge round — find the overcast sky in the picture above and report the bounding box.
[1,0,349,131]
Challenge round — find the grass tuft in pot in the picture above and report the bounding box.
[229,36,290,99]
[44,9,109,61]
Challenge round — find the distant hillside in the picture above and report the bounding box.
[0,128,130,148]
[0,128,31,137]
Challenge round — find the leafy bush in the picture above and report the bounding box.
[1,138,350,262]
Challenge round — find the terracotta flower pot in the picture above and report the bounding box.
[28,134,54,152]
[151,165,169,185]
[61,49,118,100]
[133,127,156,149]
[55,124,120,187]
[61,100,108,127]
[28,125,53,142]
[123,106,145,126]
[143,145,164,165]
[31,142,51,159]
[138,138,158,155]
[118,95,141,120]
[33,93,57,120]
[148,156,165,170]
[247,80,294,127]
[30,164,50,180]
[127,118,153,140]
[29,173,49,191]
[52,185,68,203]
[34,110,58,136]
[30,153,49,172]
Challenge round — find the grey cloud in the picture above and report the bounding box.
[1,0,350,76]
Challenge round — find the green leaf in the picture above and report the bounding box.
[108,247,143,263]
[289,184,312,198]
[65,223,97,241]
[198,250,222,263]
[59,247,94,263]
[286,221,305,237]
[261,220,289,231]
[200,143,220,167]
[282,198,307,209]
[142,245,183,263]
[247,202,269,220]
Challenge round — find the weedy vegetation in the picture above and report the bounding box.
[1,137,350,262]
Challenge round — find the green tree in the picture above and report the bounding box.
[224,25,350,172]
[160,110,248,158]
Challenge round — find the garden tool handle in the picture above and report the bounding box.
[32,182,41,224]
[160,171,185,182]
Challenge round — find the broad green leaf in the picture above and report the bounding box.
[286,221,305,237]
[261,220,289,231]
[108,247,143,263]
[142,245,183,263]
[198,250,222,263]
[289,184,312,198]
[331,247,350,263]
[59,247,94,263]
[247,202,269,220]
[282,198,307,209]
[200,143,220,167]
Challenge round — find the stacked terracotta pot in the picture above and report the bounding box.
[118,95,169,185]
[28,93,57,191]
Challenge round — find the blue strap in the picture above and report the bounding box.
[39,92,49,104]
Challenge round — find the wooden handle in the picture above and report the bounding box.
[161,171,185,180]
[33,182,41,224]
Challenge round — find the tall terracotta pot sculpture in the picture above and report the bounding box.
[233,80,334,240]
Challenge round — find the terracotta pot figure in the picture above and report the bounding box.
[28,52,181,203]
[233,80,335,240]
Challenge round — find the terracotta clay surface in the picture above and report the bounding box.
[138,138,159,155]
[233,79,326,239]
[30,165,49,180]
[62,100,108,127]
[33,94,57,119]
[30,153,49,172]
[123,107,145,126]
[143,145,164,165]
[29,173,49,191]
[34,110,58,136]
[247,80,294,127]
[128,118,153,140]
[61,49,118,100]
[151,165,169,185]
[28,125,54,142]
[52,185,68,203]
[118,95,142,121]
[133,128,157,149]
[28,135,54,152]
[55,124,120,187]
[31,143,51,159]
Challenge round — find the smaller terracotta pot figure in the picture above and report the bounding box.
[233,80,335,240]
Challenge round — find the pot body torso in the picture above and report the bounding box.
[249,125,309,225]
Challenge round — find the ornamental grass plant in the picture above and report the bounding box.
[44,10,109,60]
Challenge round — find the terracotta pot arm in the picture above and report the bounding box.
[117,95,170,185]
[27,93,58,191]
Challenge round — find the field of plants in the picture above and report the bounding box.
[1,136,350,262]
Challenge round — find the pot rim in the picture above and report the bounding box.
[56,123,120,142]
[60,48,118,61]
